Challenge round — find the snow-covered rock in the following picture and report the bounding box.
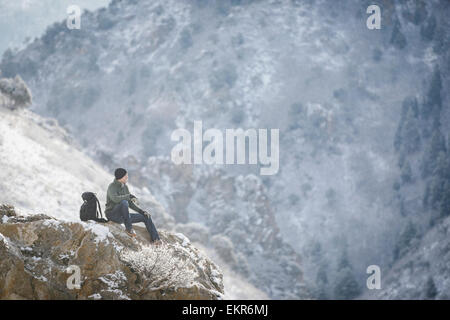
[0,204,224,300]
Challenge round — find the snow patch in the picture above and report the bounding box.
[0,232,9,247]
[88,293,102,300]
[84,222,114,244]
[174,232,190,247]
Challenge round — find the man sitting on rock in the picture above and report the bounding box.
[105,168,162,245]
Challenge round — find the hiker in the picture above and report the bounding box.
[105,167,162,245]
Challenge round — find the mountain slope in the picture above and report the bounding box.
[360,214,450,299]
[2,0,449,298]
[0,105,172,225]
[0,104,271,299]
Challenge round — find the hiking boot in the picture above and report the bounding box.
[126,229,136,238]
[152,239,162,246]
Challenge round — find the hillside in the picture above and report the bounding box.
[0,101,271,299]
[0,103,170,225]
[360,213,450,299]
[1,0,449,298]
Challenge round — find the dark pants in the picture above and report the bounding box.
[106,200,160,242]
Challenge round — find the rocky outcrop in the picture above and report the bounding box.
[0,74,32,110]
[0,204,224,300]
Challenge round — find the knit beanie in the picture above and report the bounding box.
[114,168,127,180]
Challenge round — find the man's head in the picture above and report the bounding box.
[114,168,128,184]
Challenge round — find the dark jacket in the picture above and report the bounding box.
[104,178,145,216]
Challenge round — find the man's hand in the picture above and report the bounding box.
[130,194,139,205]
[141,210,151,218]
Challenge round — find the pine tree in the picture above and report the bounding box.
[420,15,437,41]
[333,248,361,299]
[424,276,438,299]
[428,67,442,109]
[440,181,450,218]
[394,221,417,260]
[395,97,419,152]
[421,67,442,119]
[430,176,443,210]
[333,267,361,300]
[402,109,421,154]
[394,123,403,152]
[401,161,413,184]
[314,263,329,299]
[423,180,431,208]
[390,20,407,49]
[309,241,330,299]
[400,198,407,217]
[434,151,448,177]
[422,128,446,178]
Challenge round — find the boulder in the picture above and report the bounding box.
[0,205,224,300]
[0,75,32,110]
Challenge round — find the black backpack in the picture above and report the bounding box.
[80,192,108,223]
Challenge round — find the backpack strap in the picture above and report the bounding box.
[95,196,108,222]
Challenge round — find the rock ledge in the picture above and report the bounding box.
[0,204,224,300]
